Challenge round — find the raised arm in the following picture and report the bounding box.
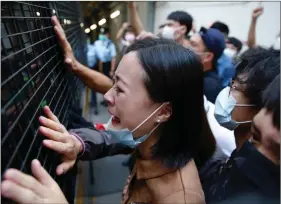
[51,16,113,94]
[247,6,263,48]
[116,22,130,41]
[128,2,145,35]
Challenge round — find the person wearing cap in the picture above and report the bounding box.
[189,27,224,104]
[210,21,236,89]
[94,27,117,106]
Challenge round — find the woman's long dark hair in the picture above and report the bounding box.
[126,38,216,169]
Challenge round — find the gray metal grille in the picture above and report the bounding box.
[1,1,87,203]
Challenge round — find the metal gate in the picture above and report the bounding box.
[1,1,87,203]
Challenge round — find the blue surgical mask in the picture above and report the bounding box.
[99,34,107,41]
[105,103,166,148]
[214,87,255,130]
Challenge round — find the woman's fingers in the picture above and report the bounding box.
[3,168,44,197]
[1,180,40,204]
[39,126,66,142]
[39,116,66,133]
[43,140,73,154]
[31,160,56,188]
[43,106,60,123]
[56,160,76,175]
[51,15,64,33]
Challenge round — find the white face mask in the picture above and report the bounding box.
[162,26,184,40]
[105,103,167,148]
[224,48,237,59]
[214,87,255,130]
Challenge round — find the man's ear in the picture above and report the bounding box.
[157,103,172,123]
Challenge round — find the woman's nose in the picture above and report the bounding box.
[104,89,114,106]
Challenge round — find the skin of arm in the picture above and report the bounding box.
[128,2,145,35]
[247,6,263,48]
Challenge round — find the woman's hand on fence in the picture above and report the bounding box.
[39,106,83,175]
[1,159,68,204]
[51,15,78,72]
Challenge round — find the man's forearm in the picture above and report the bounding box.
[247,19,257,48]
[73,61,113,94]
[116,27,126,41]
[129,3,144,35]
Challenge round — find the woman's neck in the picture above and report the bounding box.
[234,127,252,151]
[137,131,160,160]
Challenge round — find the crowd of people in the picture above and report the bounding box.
[1,2,280,204]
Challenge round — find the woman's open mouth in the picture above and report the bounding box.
[108,110,121,126]
[112,115,121,126]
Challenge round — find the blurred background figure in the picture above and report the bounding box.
[86,38,99,115]
[225,37,243,62]
[116,22,136,57]
[94,27,117,107]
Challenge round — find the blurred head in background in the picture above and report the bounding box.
[224,37,243,59]
[214,48,280,149]
[189,27,226,72]
[99,27,110,41]
[123,25,136,45]
[211,21,230,40]
[162,11,193,42]
[250,74,280,165]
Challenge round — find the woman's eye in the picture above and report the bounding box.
[114,85,122,94]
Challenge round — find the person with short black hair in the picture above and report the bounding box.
[1,38,216,204]
[128,2,193,48]
[161,10,193,46]
[189,27,225,103]
[201,49,280,203]
[224,37,243,61]
[210,21,230,39]
[215,48,280,150]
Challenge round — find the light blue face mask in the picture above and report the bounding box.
[98,34,108,41]
[105,103,166,149]
[214,87,255,131]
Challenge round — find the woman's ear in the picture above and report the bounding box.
[157,103,172,123]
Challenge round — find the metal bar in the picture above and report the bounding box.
[19,68,65,171]
[35,77,66,160]
[1,44,57,87]
[1,53,59,112]
[2,56,61,144]
[1,16,79,20]
[1,26,53,39]
[1,35,55,62]
[3,60,62,170]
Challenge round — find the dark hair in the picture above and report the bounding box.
[227,37,243,53]
[211,21,229,36]
[235,48,280,108]
[125,38,216,169]
[167,11,193,36]
[262,74,280,129]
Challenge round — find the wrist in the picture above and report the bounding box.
[70,133,84,154]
